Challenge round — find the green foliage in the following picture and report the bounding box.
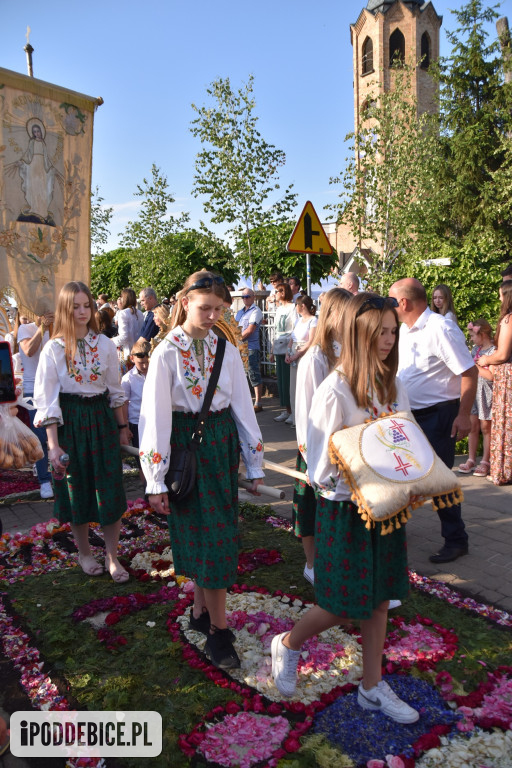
[235,220,338,288]
[129,227,238,298]
[91,229,238,300]
[121,164,190,288]
[90,185,113,256]
[90,247,132,299]
[190,75,297,284]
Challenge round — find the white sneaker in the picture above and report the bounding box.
[40,482,54,500]
[357,680,419,723]
[388,599,402,610]
[271,632,301,697]
[303,564,315,585]
[274,411,289,422]
[284,415,294,424]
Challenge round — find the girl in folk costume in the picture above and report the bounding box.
[139,271,264,670]
[271,293,419,724]
[33,281,130,582]
[293,288,351,585]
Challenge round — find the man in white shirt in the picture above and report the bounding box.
[388,278,477,564]
[18,312,55,499]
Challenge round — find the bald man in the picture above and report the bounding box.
[389,278,477,564]
[338,272,360,295]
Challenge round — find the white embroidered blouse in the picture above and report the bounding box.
[138,326,264,495]
[295,342,340,464]
[33,331,126,427]
[307,368,410,502]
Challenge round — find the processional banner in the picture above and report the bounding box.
[0,67,101,316]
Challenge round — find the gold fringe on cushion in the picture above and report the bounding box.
[327,437,464,536]
[431,488,464,511]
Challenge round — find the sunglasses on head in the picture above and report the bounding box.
[185,275,225,294]
[132,352,149,359]
[356,295,398,317]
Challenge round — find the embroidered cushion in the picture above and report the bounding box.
[328,411,463,534]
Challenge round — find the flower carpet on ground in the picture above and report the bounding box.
[0,468,39,500]
[1,500,512,767]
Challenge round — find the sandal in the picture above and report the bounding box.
[105,560,130,583]
[78,555,104,576]
[458,459,476,474]
[473,460,490,477]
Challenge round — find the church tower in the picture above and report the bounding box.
[330,0,443,272]
[352,0,442,129]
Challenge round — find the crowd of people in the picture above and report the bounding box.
[1,262,511,721]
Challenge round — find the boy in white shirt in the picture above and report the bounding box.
[121,341,150,481]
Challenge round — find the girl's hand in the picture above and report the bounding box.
[285,353,291,364]
[476,355,487,367]
[48,446,66,472]
[119,427,131,446]
[247,478,264,496]
[148,493,170,515]
[269,353,275,363]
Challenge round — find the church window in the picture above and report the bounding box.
[362,37,374,75]
[420,32,431,69]
[389,28,405,66]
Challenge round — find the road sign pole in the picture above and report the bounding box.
[306,252,311,298]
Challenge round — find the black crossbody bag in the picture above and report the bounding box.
[165,338,226,502]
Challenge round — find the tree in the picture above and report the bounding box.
[190,75,297,285]
[129,227,238,298]
[90,185,113,255]
[234,220,338,288]
[90,247,133,300]
[391,0,512,327]
[330,62,434,293]
[121,164,189,287]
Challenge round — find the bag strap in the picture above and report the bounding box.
[190,337,226,447]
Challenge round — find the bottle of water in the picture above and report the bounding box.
[52,453,70,482]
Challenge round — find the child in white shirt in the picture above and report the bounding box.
[121,340,150,481]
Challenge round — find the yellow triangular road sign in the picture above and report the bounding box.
[287,201,333,255]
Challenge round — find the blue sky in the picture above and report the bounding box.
[1,0,503,259]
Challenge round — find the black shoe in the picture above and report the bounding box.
[189,608,235,640]
[429,545,469,563]
[189,607,211,635]
[204,628,240,669]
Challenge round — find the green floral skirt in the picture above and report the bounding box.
[54,393,126,526]
[292,451,316,538]
[314,496,409,620]
[167,409,240,589]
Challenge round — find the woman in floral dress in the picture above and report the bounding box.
[476,281,512,485]
[271,292,419,724]
[33,281,130,582]
[139,271,264,670]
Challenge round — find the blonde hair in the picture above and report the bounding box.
[52,281,98,371]
[340,292,399,409]
[171,270,226,329]
[130,339,151,356]
[431,284,457,319]
[496,281,512,345]
[311,288,351,370]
